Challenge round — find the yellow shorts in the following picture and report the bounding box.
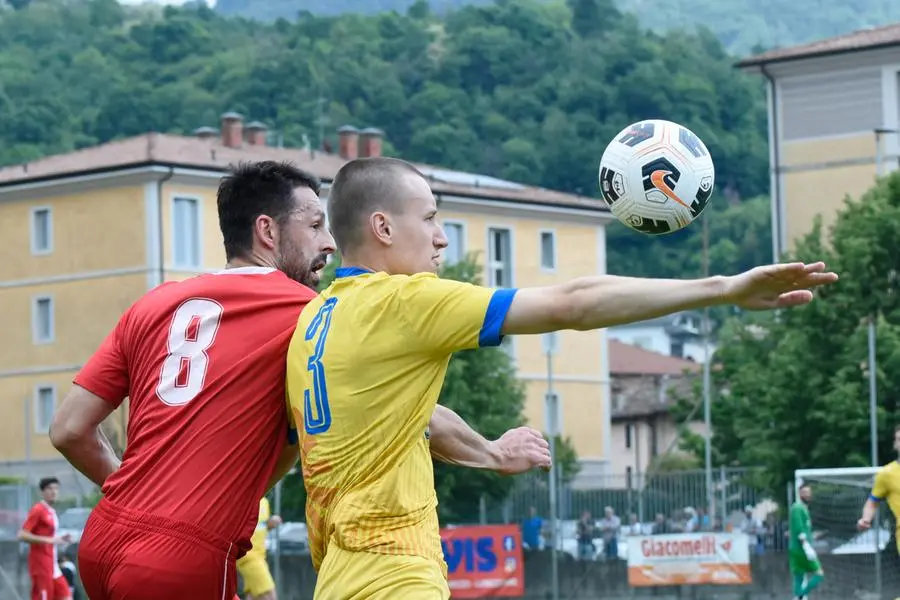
[315,543,449,600]
[236,556,275,596]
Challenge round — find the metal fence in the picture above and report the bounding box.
[481,466,771,530]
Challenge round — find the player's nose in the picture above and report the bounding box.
[322,230,337,254]
[434,227,448,249]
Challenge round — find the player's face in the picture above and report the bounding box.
[276,187,336,288]
[799,486,812,502]
[894,429,900,454]
[41,483,59,503]
[386,173,448,275]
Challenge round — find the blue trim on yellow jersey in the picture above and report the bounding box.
[480,288,518,347]
[335,267,373,278]
[870,494,883,503]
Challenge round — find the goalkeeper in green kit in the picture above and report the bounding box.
[789,483,824,598]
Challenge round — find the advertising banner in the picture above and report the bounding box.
[441,524,525,598]
[627,532,752,587]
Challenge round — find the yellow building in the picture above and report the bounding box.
[0,114,615,488]
[737,24,900,257]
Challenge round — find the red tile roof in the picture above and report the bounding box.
[737,22,900,67]
[609,340,701,376]
[0,132,605,211]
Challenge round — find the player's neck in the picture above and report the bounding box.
[339,254,381,275]
[226,254,276,271]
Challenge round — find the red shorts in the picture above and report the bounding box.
[77,498,238,600]
[31,574,71,600]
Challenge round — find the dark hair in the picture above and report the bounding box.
[39,477,59,491]
[327,156,424,252]
[217,161,321,261]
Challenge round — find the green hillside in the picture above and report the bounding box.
[215,0,900,56]
[0,0,770,279]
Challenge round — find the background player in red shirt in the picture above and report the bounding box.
[50,161,334,600]
[18,477,73,600]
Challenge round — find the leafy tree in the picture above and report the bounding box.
[216,0,900,58]
[674,173,900,496]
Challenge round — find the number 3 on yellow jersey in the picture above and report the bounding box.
[304,297,337,434]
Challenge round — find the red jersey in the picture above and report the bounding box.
[74,267,314,553]
[22,501,61,577]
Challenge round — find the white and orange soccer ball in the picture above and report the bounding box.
[598,119,715,235]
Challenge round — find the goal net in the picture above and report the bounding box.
[795,467,896,599]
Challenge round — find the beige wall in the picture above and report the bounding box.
[0,175,611,468]
[0,186,146,281]
[441,209,607,462]
[781,134,879,249]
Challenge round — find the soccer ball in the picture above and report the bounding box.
[598,119,715,235]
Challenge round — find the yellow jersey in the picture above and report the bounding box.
[240,497,271,563]
[871,460,900,548]
[285,268,516,573]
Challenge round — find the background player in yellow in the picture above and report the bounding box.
[285,157,838,600]
[236,497,282,600]
[858,425,900,553]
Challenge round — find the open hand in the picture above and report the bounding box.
[723,262,838,310]
[493,427,552,475]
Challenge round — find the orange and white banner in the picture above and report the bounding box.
[627,533,752,587]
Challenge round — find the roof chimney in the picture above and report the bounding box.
[220,112,244,148]
[193,126,218,142]
[359,127,384,158]
[245,121,268,146]
[337,125,359,160]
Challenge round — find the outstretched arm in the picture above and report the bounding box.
[501,263,837,335]
[429,405,550,475]
[50,385,120,487]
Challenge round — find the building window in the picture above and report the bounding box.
[31,207,53,255]
[626,466,633,489]
[488,228,512,287]
[625,423,632,449]
[34,386,56,434]
[670,340,684,358]
[32,296,54,344]
[173,197,200,268]
[650,422,659,457]
[540,230,556,270]
[443,222,464,266]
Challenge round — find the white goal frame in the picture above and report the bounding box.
[795,466,881,494]
[794,465,889,598]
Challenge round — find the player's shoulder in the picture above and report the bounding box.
[880,460,900,477]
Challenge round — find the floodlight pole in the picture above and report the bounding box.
[702,212,714,527]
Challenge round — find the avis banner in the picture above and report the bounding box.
[440,524,525,598]
[627,532,752,587]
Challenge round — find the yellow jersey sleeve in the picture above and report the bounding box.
[258,497,271,524]
[872,467,890,501]
[397,273,518,354]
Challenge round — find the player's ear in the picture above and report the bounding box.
[370,211,393,247]
[255,214,277,251]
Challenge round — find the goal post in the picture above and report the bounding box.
[794,466,895,599]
